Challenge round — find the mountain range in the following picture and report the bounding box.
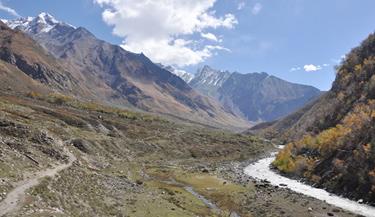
[2,12,322,129]
[163,65,321,122]
[2,13,248,130]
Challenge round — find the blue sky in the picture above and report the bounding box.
[1,0,375,91]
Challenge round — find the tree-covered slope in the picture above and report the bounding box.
[265,31,375,204]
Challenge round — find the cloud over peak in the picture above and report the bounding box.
[94,0,238,67]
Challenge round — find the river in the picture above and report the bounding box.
[244,152,375,217]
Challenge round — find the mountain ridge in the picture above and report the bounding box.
[3,13,249,130]
[165,64,321,122]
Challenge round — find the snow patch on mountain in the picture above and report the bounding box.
[157,64,194,83]
[162,64,232,88]
[4,12,75,34]
[193,65,231,87]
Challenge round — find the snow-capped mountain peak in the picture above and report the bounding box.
[4,12,75,35]
[157,64,194,83]
[193,65,231,87]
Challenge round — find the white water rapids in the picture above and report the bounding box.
[244,152,375,217]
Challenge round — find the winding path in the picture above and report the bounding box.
[0,149,76,216]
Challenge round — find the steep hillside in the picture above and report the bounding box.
[169,65,321,122]
[0,21,75,93]
[257,31,375,204]
[4,14,248,130]
[247,96,322,143]
[219,72,320,122]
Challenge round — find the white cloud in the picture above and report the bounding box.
[323,63,330,67]
[304,64,322,72]
[252,3,262,15]
[201,32,222,42]
[238,2,246,10]
[206,45,231,52]
[331,55,346,64]
[0,1,20,17]
[290,67,301,72]
[94,0,237,67]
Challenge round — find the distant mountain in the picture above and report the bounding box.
[3,13,248,129]
[4,12,75,35]
[189,66,232,100]
[248,31,375,204]
[167,65,321,122]
[157,64,194,83]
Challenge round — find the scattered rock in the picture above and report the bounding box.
[308,207,313,212]
[327,213,334,216]
[202,169,209,173]
[206,188,219,191]
[71,139,91,153]
[118,175,128,179]
[136,180,143,185]
[255,183,269,188]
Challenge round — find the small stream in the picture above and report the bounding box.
[141,170,240,217]
[244,152,375,217]
[183,186,240,217]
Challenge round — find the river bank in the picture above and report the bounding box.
[177,154,357,217]
[242,153,375,217]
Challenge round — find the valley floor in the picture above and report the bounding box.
[0,90,361,217]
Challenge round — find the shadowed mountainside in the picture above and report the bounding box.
[169,65,321,123]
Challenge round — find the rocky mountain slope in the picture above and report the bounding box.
[0,20,85,95]
[249,31,375,205]
[167,65,321,122]
[3,13,248,130]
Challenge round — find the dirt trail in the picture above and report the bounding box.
[0,148,76,216]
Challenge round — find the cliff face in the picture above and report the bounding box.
[0,21,80,93]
